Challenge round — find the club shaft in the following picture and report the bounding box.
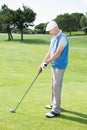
[14,72,40,111]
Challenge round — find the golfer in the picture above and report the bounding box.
[39,21,69,118]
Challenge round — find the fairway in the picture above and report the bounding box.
[0,34,87,130]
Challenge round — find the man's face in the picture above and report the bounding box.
[49,27,59,36]
[49,28,55,36]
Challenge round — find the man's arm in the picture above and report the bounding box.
[43,50,50,62]
[45,46,65,64]
[45,36,67,64]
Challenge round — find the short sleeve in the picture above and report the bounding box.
[59,36,67,47]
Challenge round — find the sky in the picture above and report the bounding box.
[0,0,87,26]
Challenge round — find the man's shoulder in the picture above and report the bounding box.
[61,32,67,37]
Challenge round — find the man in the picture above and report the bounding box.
[39,21,69,118]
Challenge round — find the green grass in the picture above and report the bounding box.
[65,31,85,36]
[0,33,87,130]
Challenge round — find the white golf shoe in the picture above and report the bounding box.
[45,104,52,109]
[45,111,60,118]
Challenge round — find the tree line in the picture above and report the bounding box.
[0,4,36,40]
[35,13,87,36]
[0,4,87,41]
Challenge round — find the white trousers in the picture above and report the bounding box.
[51,68,65,113]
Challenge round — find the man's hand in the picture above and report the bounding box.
[41,62,47,69]
[39,62,47,73]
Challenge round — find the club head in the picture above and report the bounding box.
[10,109,16,113]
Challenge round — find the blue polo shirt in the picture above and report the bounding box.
[50,31,69,69]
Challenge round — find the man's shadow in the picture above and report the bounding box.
[59,108,87,124]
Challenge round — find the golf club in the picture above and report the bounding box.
[10,70,41,113]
